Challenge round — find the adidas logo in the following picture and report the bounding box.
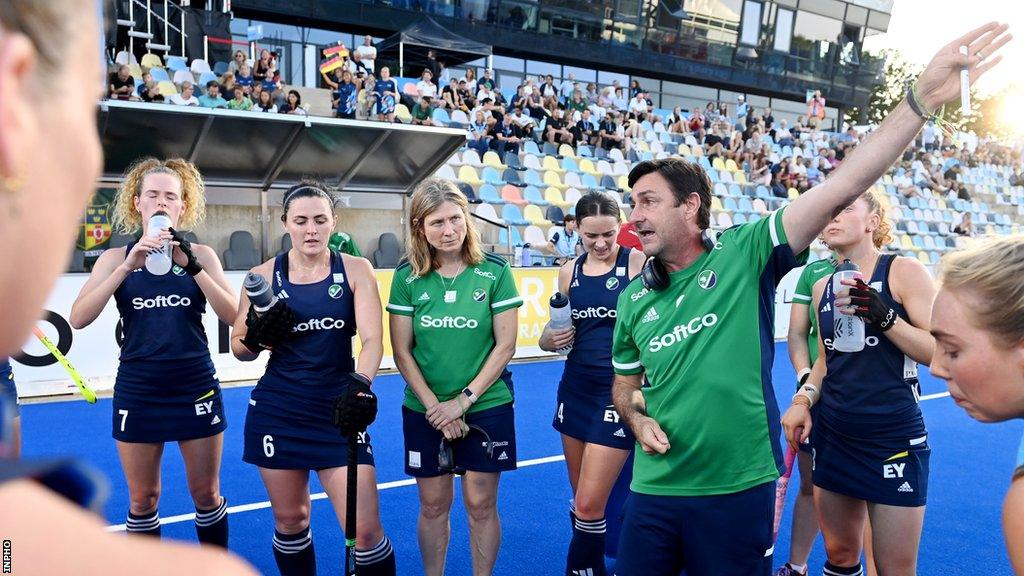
[497,451,509,461]
[418,292,430,301]
[822,303,832,313]
[641,307,660,323]
[898,481,913,493]
[210,415,221,425]
[572,569,595,576]
[613,428,626,438]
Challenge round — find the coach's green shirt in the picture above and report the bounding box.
[387,254,523,413]
[612,209,806,496]
[792,257,836,366]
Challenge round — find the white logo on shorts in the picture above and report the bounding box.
[898,482,914,493]
[497,451,509,461]
[210,415,221,425]
[613,428,626,438]
[408,451,421,469]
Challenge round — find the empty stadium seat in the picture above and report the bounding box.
[277,233,293,256]
[523,225,548,246]
[374,233,402,268]
[222,231,260,270]
[140,53,163,70]
[501,185,528,206]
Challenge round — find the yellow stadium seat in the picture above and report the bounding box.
[544,187,569,208]
[725,159,739,172]
[711,196,724,211]
[543,155,564,173]
[733,172,748,184]
[917,251,931,265]
[635,140,650,153]
[129,64,143,78]
[395,104,412,123]
[617,175,631,190]
[544,171,566,188]
[458,165,483,185]
[157,81,178,97]
[140,53,163,70]
[676,144,691,156]
[788,188,799,200]
[559,144,576,158]
[579,158,599,176]
[523,204,547,225]
[712,157,726,171]
[482,151,505,169]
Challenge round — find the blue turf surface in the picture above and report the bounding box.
[21,342,1021,575]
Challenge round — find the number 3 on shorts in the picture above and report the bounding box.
[118,409,129,432]
[263,435,275,458]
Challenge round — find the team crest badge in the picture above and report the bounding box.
[79,203,112,251]
[473,288,487,302]
[328,284,343,299]
[172,265,186,276]
[697,269,717,290]
[605,277,619,290]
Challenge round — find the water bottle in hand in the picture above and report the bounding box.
[832,259,864,352]
[144,211,173,276]
[548,292,573,355]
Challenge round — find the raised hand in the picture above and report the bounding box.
[916,22,1012,112]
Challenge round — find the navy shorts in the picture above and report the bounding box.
[403,402,517,477]
[812,408,929,507]
[112,361,226,444]
[243,383,374,471]
[0,366,18,418]
[614,482,775,576]
[553,365,635,450]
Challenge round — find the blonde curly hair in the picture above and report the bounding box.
[112,158,207,234]
[862,187,893,249]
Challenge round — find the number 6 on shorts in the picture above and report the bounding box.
[263,435,275,458]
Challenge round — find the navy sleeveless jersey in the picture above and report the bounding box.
[259,251,357,396]
[566,247,632,371]
[114,243,210,364]
[818,254,921,418]
[0,359,11,382]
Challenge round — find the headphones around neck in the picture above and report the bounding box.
[438,423,493,475]
[640,228,718,291]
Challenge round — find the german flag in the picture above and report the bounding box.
[320,55,345,74]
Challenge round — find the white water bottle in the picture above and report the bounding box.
[144,211,173,276]
[832,259,865,352]
[549,292,573,355]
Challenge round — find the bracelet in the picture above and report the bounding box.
[906,84,934,120]
[791,395,812,409]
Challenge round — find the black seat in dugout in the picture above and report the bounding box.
[223,230,260,270]
[277,233,293,256]
[374,233,402,269]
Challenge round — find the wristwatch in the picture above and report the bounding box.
[462,388,477,404]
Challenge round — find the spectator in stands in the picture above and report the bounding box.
[791,119,804,140]
[108,64,136,101]
[957,185,972,201]
[545,108,575,147]
[168,81,199,106]
[227,49,247,75]
[525,87,547,120]
[278,90,307,116]
[762,106,775,130]
[255,89,278,113]
[358,72,377,119]
[567,91,588,120]
[461,67,477,87]
[467,110,493,156]
[478,68,496,92]
[137,73,164,103]
[612,86,628,112]
[411,95,439,126]
[510,106,536,139]
[805,157,822,186]
[235,62,254,94]
[953,212,975,236]
[226,85,252,111]
[333,69,358,119]
[440,78,464,112]
[538,74,556,100]
[629,91,649,121]
[921,120,938,151]
[807,90,826,129]
[353,35,377,73]
[546,214,581,265]
[770,169,789,198]
[375,67,398,122]
[688,108,705,140]
[253,49,274,83]
[629,79,643,99]
[599,111,624,151]
[913,154,938,190]
[198,81,228,109]
[457,78,476,110]
[776,119,796,148]
[417,69,437,99]
[217,71,236,98]
[735,94,748,127]
[477,83,497,108]
[667,107,686,135]
[489,113,523,156]
[560,72,577,104]
[706,142,725,164]
[573,109,598,147]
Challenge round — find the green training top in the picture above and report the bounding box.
[612,208,807,496]
[791,257,836,366]
[387,253,523,413]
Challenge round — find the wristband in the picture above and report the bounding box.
[797,368,811,386]
[462,387,477,405]
[791,395,812,409]
[793,383,820,407]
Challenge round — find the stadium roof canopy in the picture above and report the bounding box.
[97,100,466,194]
[375,17,493,76]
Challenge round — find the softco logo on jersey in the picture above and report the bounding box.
[474,269,497,281]
[630,287,650,302]
[292,317,346,332]
[572,307,616,320]
[822,336,881,351]
[420,315,479,329]
[647,313,719,352]
[132,295,192,310]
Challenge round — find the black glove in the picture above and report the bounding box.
[168,227,203,276]
[332,373,377,436]
[241,300,296,352]
[849,279,898,331]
